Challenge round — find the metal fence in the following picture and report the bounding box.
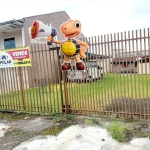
[0,28,150,120]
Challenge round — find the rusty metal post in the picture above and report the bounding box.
[56,47,64,112]
[62,71,69,113]
[49,46,69,113]
[18,67,26,111]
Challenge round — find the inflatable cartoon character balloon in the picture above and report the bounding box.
[47,19,88,71]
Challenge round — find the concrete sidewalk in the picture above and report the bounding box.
[0,113,150,150]
[13,124,150,150]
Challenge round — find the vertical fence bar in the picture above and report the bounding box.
[101,35,106,117]
[36,44,42,111]
[10,68,16,110]
[51,46,56,112]
[26,65,32,112]
[117,33,121,117]
[10,67,16,110]
[128,31,134,118]
[88,37,93,114]
[1,70,6,108]
[0,69,4,109]
[114,32,119,116]
[85,37,90,115]
[110,34,116,117]
[52,46,60,112]
[49,48,56,112]
[124,31,130,118]
[45,45,52,112]
[8,68,14,109]
[56,47,64,113]
[73,54,77,113]
[63,71,69,113]
[75,37,82,113]
[148,28,150,120]
[86,37,91,114]
[97,36,102,116]
[107,34,113,117]
[140,29,145,119]
[18,67,26,111]
[46,45,53,112]
[38,44,45,111]
[79,37,85,115]
[31,44,38,112]
[91,36,96,115]
[104,34,109,116]
[22,67,28,110]
[81,37,87,115]
[117,32,123,118]
[25,63,32,111]
[132,30,137,118]
[5,68,11,109]
[2,68,9,109]
[12,67,19,110]
[94,36,99,115]
[143,28,148,119]
[16,68,22,109]
[96,36,102,115]
[39,44,47,112]
[136,30,141,119]
[35,44,41,112]
[121,32,126,118]
[28,45,35,112]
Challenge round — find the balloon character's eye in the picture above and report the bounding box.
[75,22,80,28]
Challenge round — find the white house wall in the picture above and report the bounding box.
[112,63,137,73]
[138,63,150,74]
[0,29,23,50]
[98,59,112,73]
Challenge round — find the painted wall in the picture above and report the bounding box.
[0,29,23,50]
[138,63,150,74]
[112,63,137,73]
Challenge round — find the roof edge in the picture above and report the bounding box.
[0,19,24,27]
[23,11,68,19]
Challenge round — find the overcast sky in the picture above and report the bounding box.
[1,0,150,37]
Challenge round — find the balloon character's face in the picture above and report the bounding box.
[60,20,81,38]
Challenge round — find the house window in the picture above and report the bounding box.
[4,37,16,49]
[142,58,149,63]
[122,63,129,68]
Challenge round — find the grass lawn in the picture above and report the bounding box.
[0,73,150,113]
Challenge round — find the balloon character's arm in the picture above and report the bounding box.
[47,28,58,45]
[77,40,88,58]
[47,36,62,45]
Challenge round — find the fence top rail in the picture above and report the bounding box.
[87,36,150,46]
